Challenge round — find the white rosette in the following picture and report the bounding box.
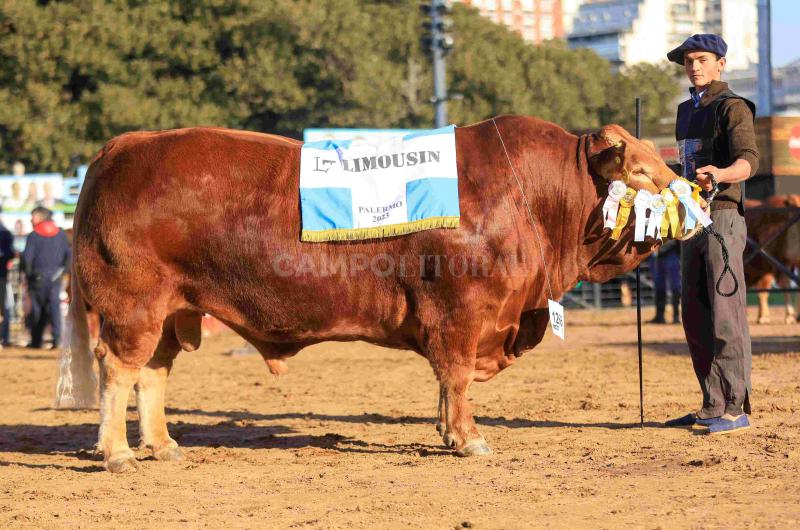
[669,179,712,229]
[633,189,653,242]
[603,180,627,230]
[647,194,666,240]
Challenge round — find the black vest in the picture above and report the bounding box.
[675,88,755,213]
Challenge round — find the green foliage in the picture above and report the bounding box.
[0,0,679,173]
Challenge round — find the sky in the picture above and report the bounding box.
[772,0,800,67]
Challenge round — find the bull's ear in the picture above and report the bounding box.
[589,140,626,182]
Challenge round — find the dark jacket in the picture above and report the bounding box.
[22,220,71,285]
[675,80,760,213]
[0,225,13,279]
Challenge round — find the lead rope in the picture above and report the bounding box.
[700,173,738,297]
[492,118,554,301]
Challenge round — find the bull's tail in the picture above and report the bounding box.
[54,260,97,408]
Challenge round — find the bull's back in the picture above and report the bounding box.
[74,126,522,344]
[75,128,306,318]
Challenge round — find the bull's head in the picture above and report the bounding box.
[580,125,703,283]
[588,124,703,241]
[588,124,676,195]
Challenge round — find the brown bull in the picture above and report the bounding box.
[60,115,677,472]
[744,195,800,324]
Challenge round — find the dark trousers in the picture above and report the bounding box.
[651,252,681,291]
[0,279,8,344]
[681,209,751,417]
[28,279,62,348]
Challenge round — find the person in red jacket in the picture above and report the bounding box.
[22,207,71,349]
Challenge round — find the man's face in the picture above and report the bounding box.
[684,51,725,89]
[31,213,44,226]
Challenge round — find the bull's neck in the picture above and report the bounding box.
[572,133,623,284]
[561,133,605,293]
[511,133,588,310]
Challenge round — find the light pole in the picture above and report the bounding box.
[421,1,454,128]
[756,0,772,116]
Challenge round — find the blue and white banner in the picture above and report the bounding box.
[299,125,460,242]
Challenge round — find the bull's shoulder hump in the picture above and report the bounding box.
[459,114,573,138]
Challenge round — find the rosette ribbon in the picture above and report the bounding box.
[669,178,712,232]
[647,194,666,240]
[610,187,636,240]
[603,180,628,230]
[660,189,681,239]
[633,189,653,242]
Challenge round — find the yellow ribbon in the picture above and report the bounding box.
[660,189,680,238]
[610,187,636,240]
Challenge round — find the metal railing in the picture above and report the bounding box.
[744,205,800,290]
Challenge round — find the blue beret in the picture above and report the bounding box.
[667,34,727,64]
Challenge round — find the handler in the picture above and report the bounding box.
[664,34,759,434]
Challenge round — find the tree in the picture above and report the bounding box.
[0,0,679,173]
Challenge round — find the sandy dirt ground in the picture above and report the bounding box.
[1,307,799,529]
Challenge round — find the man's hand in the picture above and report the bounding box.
[695,165,719,193]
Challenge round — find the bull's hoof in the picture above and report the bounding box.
[105,455,140,473]
[757,317,771,324]
[784,315,797,324]
[456,439,492,457]
[153,445,184,462]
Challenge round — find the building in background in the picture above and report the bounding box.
[561,0,586,35]
[727,59,800,116]
[457,0,565,43]
[566,0,759,71]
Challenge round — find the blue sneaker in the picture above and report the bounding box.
[695,416,722,427]
[707,414,750,435]
[664,413,697,427]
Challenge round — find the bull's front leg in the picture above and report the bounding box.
[436,386,446,436]
[781,279,798,324]
[436,365,491,456]
[756,276,773,324]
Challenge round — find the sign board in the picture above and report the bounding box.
[0,165,87,233]
[771,116,800,177]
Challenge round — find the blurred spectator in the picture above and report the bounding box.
[4,181,25,210]
[37,181,61,209]
[22,206,70,349]
[648,240,681,324]
[23,182,39,210]
[0,206,14,346]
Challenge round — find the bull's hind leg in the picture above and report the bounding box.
[135,315,185,462]
[96,350,141,472]
[96,320,163,473]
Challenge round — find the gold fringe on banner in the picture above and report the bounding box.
[301,216,460,242]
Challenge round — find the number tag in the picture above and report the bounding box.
[548,299,565,340]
